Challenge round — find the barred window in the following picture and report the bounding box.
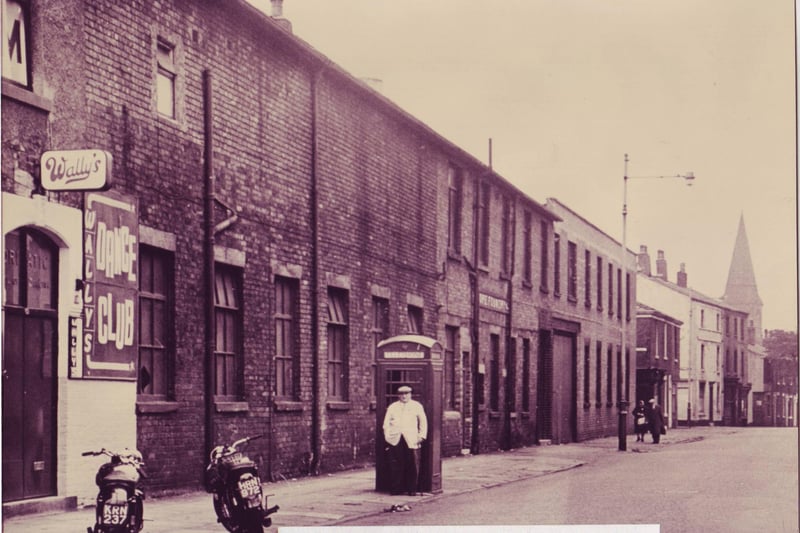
[275,277,299,399]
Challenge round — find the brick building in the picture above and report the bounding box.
[2,0,638,508]
[636,302,682,427]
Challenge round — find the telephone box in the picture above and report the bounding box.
[375,335,443,494]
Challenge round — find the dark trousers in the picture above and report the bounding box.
[386,437,419,495]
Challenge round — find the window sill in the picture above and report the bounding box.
[567,296,578,304]
[326,400,351,411]
[488,410,501,419]
[499,272,511,281]
[2,79,53,112]
[522,280,532,290]
[447,250,462,262]
[215,401,249,413]
[539,285,549,295]
[136,401,179,414]
[274,400,303,412]
[520,411,530,419]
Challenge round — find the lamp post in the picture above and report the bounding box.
[620,153,694,451]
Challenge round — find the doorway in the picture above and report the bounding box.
[2,227,59,501]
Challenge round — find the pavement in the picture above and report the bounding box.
[2,427,713,532]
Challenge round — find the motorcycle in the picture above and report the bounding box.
[82,448,146,533]
[205,434,279,532]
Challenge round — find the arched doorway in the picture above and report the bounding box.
[3,226,58,501]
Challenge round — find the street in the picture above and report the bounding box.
[344,428,798,533]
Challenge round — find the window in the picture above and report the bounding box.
[214,264,242,399]
[138,246,174,399]
[156,39,176,118]
[716,313,720,332]
[371,297,390,396]
[606,345,613,405]
[700,309,705,329]
[700,344,705,370]
[2,1,29,87]
[716,346,720,373]
[616,268,622,322]
[596,256,603,311]
[447,166,463,254]
[327,288,349,400]
[625,272,631,321]
[608,262,614,316]
[625,347,630,403]
[522,338,531,412]
[567,241,577,302]
[275,277,299,399]
[479,182,490,267]
[540,221,549,292]
[596,341,603,406]
[407,305,423,334]
[490,334,500,411]
[445,326,458,410]
[699,382,706,413]
[507,337,516,412]
[553,233,561,297]
[616,347,622,403]
[583,341,590,406]
[523,211,532,284]
[584,250,591,308]
[501,196,512,276]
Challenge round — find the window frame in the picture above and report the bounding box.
[214,263,244,400]
[2,0,31,88]
[156,37,176,118]
[137,245,175,400]
[326,288,349,400]
[447,166,463,255]
[274,276,299,400]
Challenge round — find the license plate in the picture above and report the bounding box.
[102,503,128,525]
[238,475,261,500]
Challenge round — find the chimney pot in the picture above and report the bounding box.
[637,244,652,276]
[655,250,668,281]
[677,262,688,288]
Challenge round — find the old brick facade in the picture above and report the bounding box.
[2,0,639,505]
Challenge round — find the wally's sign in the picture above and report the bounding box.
[71,192,138,380]
[40,150,112,191]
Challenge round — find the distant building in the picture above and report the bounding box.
[636,302,682,428]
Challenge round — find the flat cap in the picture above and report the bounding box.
[397,385,412,393]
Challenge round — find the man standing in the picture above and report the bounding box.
[383,385,428,495]
[647,398,666,444]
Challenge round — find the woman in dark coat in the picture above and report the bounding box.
[647,398,666,444]
[632,400,648,442]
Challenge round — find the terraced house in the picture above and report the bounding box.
[3,0,636,510]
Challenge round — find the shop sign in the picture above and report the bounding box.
[40,150,112,191]
[73,192,138,380]
[479,292,509,313]
[384,351,425,359]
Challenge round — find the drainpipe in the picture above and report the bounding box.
[503,199,516,451]
[469,169,482,455]
[309,70,321,475]
[203,69,216,463]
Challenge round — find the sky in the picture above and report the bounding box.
[258,0,797,332]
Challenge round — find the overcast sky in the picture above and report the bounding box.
[259,0,797,332]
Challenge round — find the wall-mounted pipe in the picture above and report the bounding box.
[309,69,321,475]
[203,69,216,466]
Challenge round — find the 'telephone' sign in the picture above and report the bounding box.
[40,150,112,191]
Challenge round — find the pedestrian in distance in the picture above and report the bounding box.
[632,400,648,442]
[382,385,428,497]
[647,398,666,444]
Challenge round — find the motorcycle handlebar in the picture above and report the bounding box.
[231,434,263,450]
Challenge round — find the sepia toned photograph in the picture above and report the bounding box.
[2,1,797,532]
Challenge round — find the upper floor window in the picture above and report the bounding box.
[540,221,549,292]
[584,250,591,308]
[596,256,603,311]
[275,276,299,399]
[522,338,531,412]
[156,38,176,118]
[616,268,622,322]
[716,313,720,332]
[447,166,463,255]
[625,272,631,321]
[327,288,349,400]
[501,196,512,276]
[2,0,29,87]
[700,309,705,329]
[567,240,577,302]
[553,233,561,297]
[489,334,500,411]
[522,210,532,284]
[214,264,243,399]
[407,305,423,334]
[479,182,491,267]
[138,246,174,399]
[607,261,614,316]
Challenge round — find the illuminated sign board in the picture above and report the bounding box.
[40,150,112,191]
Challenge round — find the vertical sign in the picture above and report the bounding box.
[79,192,138,380]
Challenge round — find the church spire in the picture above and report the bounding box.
[723,213,763,342]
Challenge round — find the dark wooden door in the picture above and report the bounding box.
[3,228,58,502]
[552,332,576,444]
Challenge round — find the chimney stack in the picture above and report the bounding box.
[270,0,293,32]
[637,245,651,276]
[677,262,688,288]
[656,250,668,281]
